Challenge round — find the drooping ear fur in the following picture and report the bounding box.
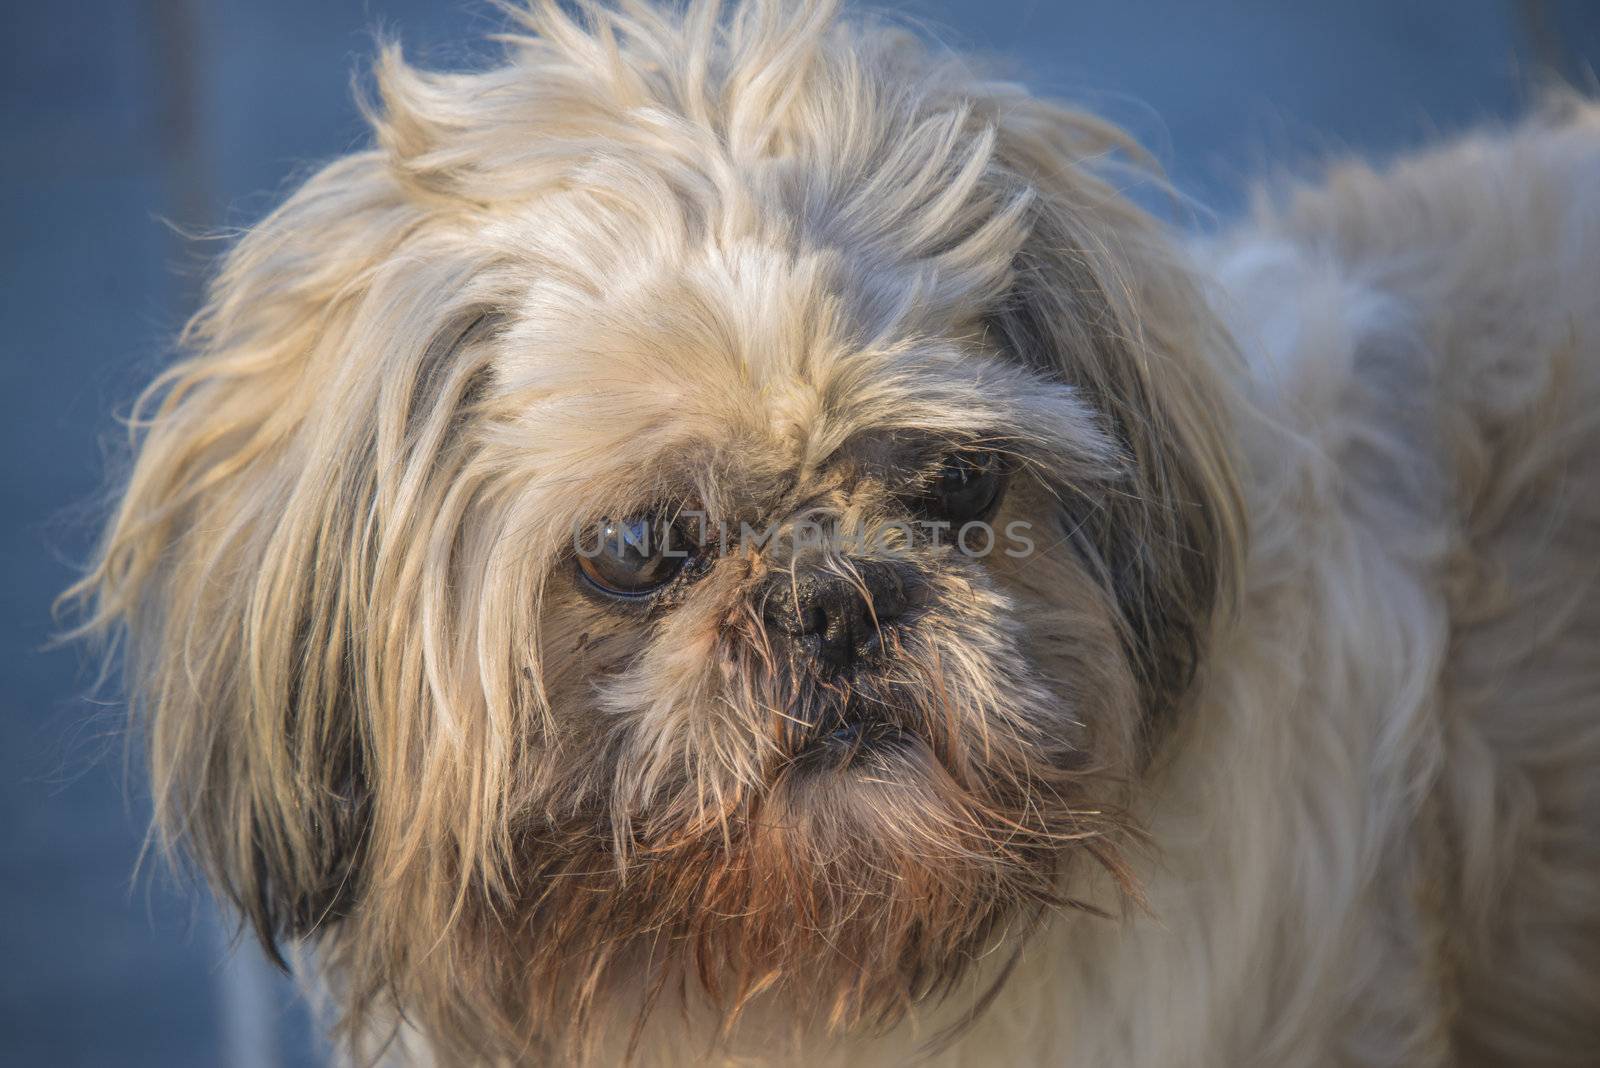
[62,142,502,961]
[983,98,1247,724]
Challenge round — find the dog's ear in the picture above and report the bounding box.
[65,122,500,962]
[985,98,1246,724]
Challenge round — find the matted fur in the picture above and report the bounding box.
[67,2,1600,1065]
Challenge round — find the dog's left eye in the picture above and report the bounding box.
[917,450,1006,523]
[576,515,691,597]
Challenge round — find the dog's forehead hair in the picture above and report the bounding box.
[494,235,1068,519]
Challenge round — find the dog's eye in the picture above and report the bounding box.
[919,450,1006,523]
[576,515,690,597]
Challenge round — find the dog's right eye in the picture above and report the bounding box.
[575,516,690,597]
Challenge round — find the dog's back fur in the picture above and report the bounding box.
[1248,102,1600,1067]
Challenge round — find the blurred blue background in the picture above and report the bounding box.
[2,1,1596,1064]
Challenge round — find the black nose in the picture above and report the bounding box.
[763,566,908,672]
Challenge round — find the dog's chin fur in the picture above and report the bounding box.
[67,2,1600,1065]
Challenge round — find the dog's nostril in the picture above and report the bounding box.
[868,581,907,627]
[803,603,829,639]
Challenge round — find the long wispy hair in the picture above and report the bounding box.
[66,1,1244,1062]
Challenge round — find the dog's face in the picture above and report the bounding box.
[75,2,1242,1061]
[501,233,1144,1039]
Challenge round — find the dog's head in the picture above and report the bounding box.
[73,1,1242,1060]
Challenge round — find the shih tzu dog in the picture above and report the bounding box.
[70,1,1600,1064]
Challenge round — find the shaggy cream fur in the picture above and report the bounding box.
[69,2,1599,1065]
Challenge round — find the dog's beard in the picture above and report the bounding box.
[487,563,1137,1059]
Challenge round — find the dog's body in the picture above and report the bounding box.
[71,3,1599,1065]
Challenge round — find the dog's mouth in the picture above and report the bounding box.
[759,629,973,784]
[791,698,917,772]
